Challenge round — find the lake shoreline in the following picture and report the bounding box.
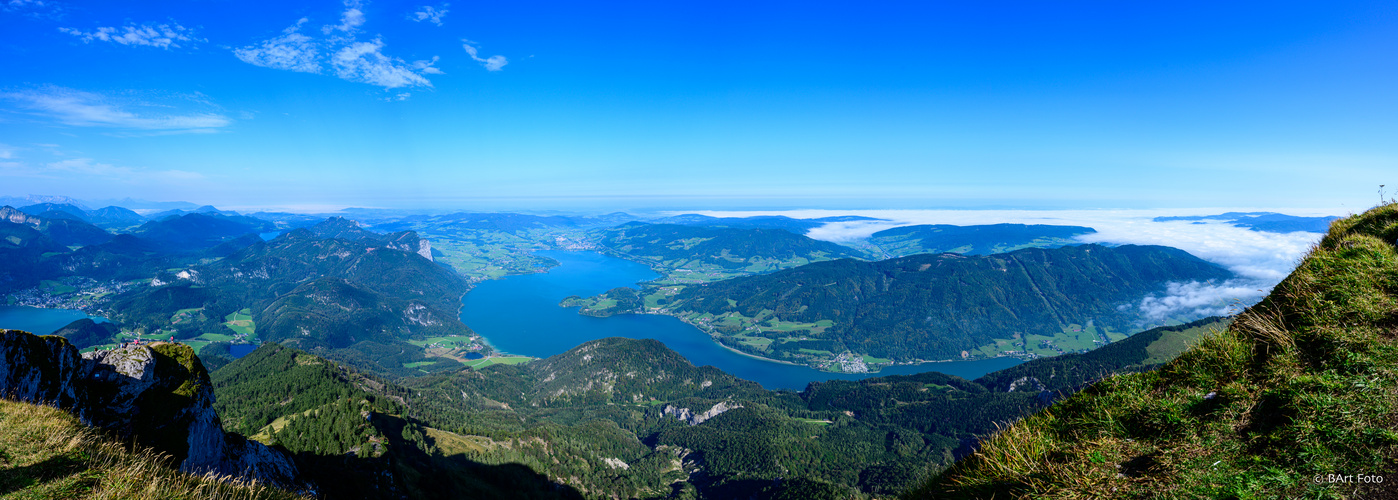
[458,250,1024,390]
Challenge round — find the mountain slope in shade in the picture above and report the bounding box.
[132,212,271,253]
[2,205,114,247]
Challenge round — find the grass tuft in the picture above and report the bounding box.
[0,398,308,500]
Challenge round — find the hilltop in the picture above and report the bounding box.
[913,203,1398,498]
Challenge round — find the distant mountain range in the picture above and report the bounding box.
[649,213,883,234]
[592,222,865,276]
[1153,211,1339,233]
[868,223,1097,257]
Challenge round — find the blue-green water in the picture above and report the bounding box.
[460,250,1022,390]
[0,306,104,335]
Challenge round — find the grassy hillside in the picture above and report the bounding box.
[911,204,1396,499]
[974,316,1232,394]
[0,398,306,500]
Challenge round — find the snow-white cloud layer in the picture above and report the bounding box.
[691,208,1340,321]
[1135,280,1269,322]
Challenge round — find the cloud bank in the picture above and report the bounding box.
[693,208,1335,322]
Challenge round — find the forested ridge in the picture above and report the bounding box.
[671,244,1233,361]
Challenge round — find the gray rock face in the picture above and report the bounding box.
[661,401,742,426]
[0,331,85,416]
[0,330,304,489]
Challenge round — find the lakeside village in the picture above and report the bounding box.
[5,277,137,315]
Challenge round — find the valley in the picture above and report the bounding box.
[0,200,1346,499]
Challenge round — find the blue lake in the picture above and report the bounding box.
[460,250,1022,390]
[0,306,105,336]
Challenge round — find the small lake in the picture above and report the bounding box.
[460,250,1022,390]
[0,306,105,336]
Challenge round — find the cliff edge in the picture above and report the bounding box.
[0,330,305,489]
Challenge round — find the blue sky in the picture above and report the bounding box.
[1,0,1395,212]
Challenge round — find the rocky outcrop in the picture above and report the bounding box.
[0,329,304,488]
[661,401,742,426]
[382,231,434,262]
[0,331,86,415]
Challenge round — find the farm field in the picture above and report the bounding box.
[223,308,255,337]
[406,335,477,349]
[462,356,532,370]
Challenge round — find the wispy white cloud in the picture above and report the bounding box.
[333,38,433,88]
[3,0,59,17]
[59,22,202,49]
[323,0,366,34]
[233,18,321,73]
[1,87,231,132]
[46,157,132,176]
[409,4,448,26]
[0,156,204,183]
[462,40,506,71]
[234,2,461,92]
[412,56,444,74]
